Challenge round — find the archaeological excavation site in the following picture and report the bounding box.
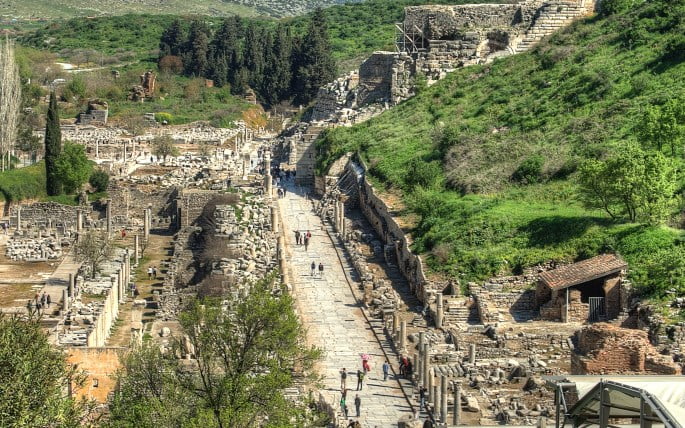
[1,0,684,427]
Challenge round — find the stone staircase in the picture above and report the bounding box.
[515,1,588,53]
[444,300,481,326]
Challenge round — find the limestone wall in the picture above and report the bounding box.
[10,202,80,231]
[404,3,534,40]
[351,158,430,302]
[175,189,220,228]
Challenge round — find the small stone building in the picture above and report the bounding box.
[536,254,628,323]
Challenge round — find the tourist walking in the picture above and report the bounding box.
[354,394,361,417]
[153,266,158,280]
[399,355,407,375]
[147,267,153,280]
[318,262,324,278]
[356,369,364,391]
[419,386,427,410]
[46,294,51,308]
[340,368,347,390]
[311,261,316,276]
[383,360,390,380]
[304,235,310,251]
[295,230,300,245]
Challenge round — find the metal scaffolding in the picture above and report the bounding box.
[395,22,426,54]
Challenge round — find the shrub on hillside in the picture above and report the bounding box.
[89,170,109,193]
[600,0,641,16]
[512,155,544,184]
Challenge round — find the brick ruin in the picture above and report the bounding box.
[571,323,681,375]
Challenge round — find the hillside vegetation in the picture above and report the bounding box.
[318,0,685,297]
[0,0,352,19]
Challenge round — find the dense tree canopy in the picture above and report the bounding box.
[158,11,336,106]
[55,142,92,194]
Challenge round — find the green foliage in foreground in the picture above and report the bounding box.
[317,0,685,297]
[108,276,322,428]
[0,313,93,427]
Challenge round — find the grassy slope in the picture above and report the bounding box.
[317,1,685,297]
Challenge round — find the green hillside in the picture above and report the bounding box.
[0,0,350,19]
[318,0,685,298]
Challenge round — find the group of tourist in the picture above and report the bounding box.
[27,291,52,313]
[338,358,393,425]
[294,230,312,250]
[310,261,325,277]
[147,266,159,280]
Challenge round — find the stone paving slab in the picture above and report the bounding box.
[278,183,413,427]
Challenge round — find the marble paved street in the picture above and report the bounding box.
[278,183,413,427]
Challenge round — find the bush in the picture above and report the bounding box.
[601,0,641,16]
[154,112,173,124]
[89,170,109,192]
[512,155,544,184]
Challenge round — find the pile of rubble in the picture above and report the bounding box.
[5,237,65,261]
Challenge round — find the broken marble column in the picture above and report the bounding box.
[62,288,69,312]
[392,313,399,338]
[265,173,272,197]
[106,200,112,237]
[16,207,21,230]
[76,209,83,233]
[434,371,441,420]
[423,343,430,391]
[400,320,407,352]
[68,273,74,297]
[134,234,140,264]
[418,332,426,385]
[271,206,279,234]
[440,375,448,424]
[436,294,444,328]
[144,208,150,241]
[453,381,461,425]
[469,344,476,364]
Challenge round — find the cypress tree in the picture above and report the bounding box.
[243,23,265,90]
[184,20,210,77]
[261,24,293,105]
[159,19,186,58]
[44,92,62,196]
[293,8,337,105]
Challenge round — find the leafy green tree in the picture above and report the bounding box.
[108,276,321,428]
[0,313,93,427]
[44,91,62,196]
[638,99,685,155]
[151,135,180,161]
[293,8,336,105]
[55,142,92,194]
[89,169,109,193]
[578,142,676,224]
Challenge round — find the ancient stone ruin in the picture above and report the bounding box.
[77,99,109,125]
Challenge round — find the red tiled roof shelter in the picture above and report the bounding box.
[539,254,627,291]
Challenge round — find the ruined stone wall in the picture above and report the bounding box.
[10,202,80,230]
[403,4,533,40]
[67,347,124,403]
[86,278,120,347]
[472,287,537,323]
[351,158,430,302]
[571,323,681,375]
[175,190,220,228]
